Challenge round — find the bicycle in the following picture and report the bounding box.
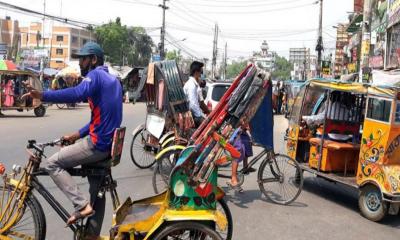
[153,144,304,205]
[0,128,125,240]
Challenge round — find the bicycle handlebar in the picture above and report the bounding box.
[27,138,68,153]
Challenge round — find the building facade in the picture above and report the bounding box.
[0,17,20,60]
[20,22,96,69]
[251,41,276,72]
[289,47,310,80]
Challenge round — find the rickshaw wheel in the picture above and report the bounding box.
[34,105,46,117]
[359,184,387,222]
[130,127,156,169]
[151,221,223,240]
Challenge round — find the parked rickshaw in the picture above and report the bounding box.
[286,78,400,221]
[1,64,272,240]
[0,70,46,117]
[129,60,193,169]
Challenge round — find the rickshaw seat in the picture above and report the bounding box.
[324,120,360,137]
[309,138,360,150]
[67,127,126,176]
[308,137,359,173]
[121,203,162,225]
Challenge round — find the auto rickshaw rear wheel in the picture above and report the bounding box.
[34,105,46,117]
[359,184,387,222]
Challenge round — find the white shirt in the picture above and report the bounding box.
[184,76,204,118]
[303,101,350,126]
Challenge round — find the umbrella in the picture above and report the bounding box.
[0,60,17,70]
[56,66,80,78]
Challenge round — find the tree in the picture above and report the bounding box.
[226,60,247,79]
[166,50,182,62]
[272,55,292,80]
[95,18,154,66]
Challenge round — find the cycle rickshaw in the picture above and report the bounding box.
[0,64,278,239]
[129,60,193,169]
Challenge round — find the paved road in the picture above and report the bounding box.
[1,103,399,239]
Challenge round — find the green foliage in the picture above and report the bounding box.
[166,50,182,62]
[272,55,292,80]
[95,18,154,66]
[226,60,247,79]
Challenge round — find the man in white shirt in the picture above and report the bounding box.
[184,61,206,126]
[302,91,351,126]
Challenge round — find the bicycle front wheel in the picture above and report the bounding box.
[130,127,156,169]
[257,153,303,205]
[0,186,46,240]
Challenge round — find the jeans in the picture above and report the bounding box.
[45,137,110,236]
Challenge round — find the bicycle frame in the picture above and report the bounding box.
[217,148,273,179]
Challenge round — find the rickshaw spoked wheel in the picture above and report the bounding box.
[151,221,223,240]
[359,184,387,222]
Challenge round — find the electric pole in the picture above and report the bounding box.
[359,0,374,83]
[159,0,168,60]
[224,42,227,80]
[316,0,323,78]
[211,24,218,80]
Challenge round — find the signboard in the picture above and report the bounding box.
[152,54,161,62]
[348,63,357,73]
[322,60,331,75]
[21,49,49,67]
[369,55,384,69]
[354,0,364,13]
[388,0,400,27]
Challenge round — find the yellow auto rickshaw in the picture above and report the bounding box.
[286,79,400,221]
[0,70,46,117]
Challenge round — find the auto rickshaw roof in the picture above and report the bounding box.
[0,69,38,76]
[308,78,400,98]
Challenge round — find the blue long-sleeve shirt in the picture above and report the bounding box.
[43,66,123,152]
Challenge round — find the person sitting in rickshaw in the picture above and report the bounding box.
[302,91,354,140]
[302,91,351,125]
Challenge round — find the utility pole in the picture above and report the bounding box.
[211,24,218,80]
[359,0,374,83]
[316,0,323,78]
[159,0,168,60]
[224,42,227,80]
[40,0,46,83]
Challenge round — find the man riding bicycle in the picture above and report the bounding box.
[23,42,122,238]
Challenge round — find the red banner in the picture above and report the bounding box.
[354,0,364,13]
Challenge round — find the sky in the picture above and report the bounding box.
[0,0,354,60]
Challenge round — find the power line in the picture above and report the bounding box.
[188,2,318,14]
[0,1,98,27]
[174,0,309,8]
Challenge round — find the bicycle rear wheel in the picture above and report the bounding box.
[257,153,303,205]
[0,186,46,240]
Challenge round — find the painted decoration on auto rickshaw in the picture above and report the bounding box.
[286,79,400,221]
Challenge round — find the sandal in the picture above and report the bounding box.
[65,209,95,227]
[226,182,244,193]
